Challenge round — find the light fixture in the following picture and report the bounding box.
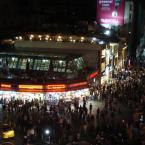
[59,60,63,63]
[92,37,97,41]
[45,37,48,41]
[57,36,62,42]
[104,30,111,36]
[80,37,85,42]
[29,34,34,40]
[81,37,84,40]
[30,35,34,38]
[15,37,19,40]
[73,40,76,43]
[45,129,50,135]
[99,41,104,45]
[58,36,62,39]
[19,36,22,40]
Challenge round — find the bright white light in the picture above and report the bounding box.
[105,66,109,76]
[15,37,19,40]
[45,37,48,41]
[30,35,34,38]
[112,11,118,17]
[99,41,104,45]
[73,40,76,43]
[45,129,50,135]
[104,30,111,36]
[19,36,22,40]
[38,35,42,38]
[58,36,62,39]
[81,37,84,40]
[92,37,97,41]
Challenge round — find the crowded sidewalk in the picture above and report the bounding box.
[0,68,145,145]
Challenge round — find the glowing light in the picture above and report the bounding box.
[29,34,34,40]
[46,84,66,90]
[99,41,104,45]
[1,84,11,88]
[92,37,97,41]
[81,37,84,40]
[58,36,62,39]
[69,82,87,88]
[19,36,22,40]
[45,37,48,41]
[45,129,50,135]
[57,36,62,42]
[19,85,43,89]
[73,40,76,43]
[104,30,111,36]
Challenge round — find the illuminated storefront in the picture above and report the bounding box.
[0,83,90,102]
[0,89,90,102]
[101,43,119,84]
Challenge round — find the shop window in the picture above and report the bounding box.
[101,62,105,72]
[7,57,18,69]
[102,49,105,58]
[20,59,27,70]
[27,58,33,70]
[33,59,42,70]
[74,57,85,70]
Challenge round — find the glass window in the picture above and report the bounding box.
[40,59,50,71]
[0,58,3,68]
[7,57,18,69]
[67,61,74,73]
[27,58,34,70]
[33,59,42,70]
[74,57,84,70]
[20,59,27,70]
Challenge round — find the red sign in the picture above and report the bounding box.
[97,0,125,25]
[87,71,99,80]
[69,82,88,88]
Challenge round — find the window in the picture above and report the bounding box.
[20,59,27,70]
[74,57,85,70]
[7,57,18,69]
[33,59,42,70]
[27,58,33,70]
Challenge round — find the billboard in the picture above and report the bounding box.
[97,0,125,25]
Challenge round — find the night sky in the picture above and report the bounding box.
[0,0,96,22]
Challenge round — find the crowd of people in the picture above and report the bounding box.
[1,68,145,145]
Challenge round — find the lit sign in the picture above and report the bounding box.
[69,82,88,88]
[87,71,99,80]
[1,84,11,88]
[19,89,43,92]
[18,85,43,89]
[46,84,66,90]
[97,0,125,25]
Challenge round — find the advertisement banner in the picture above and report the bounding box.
[97,0,125,25]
